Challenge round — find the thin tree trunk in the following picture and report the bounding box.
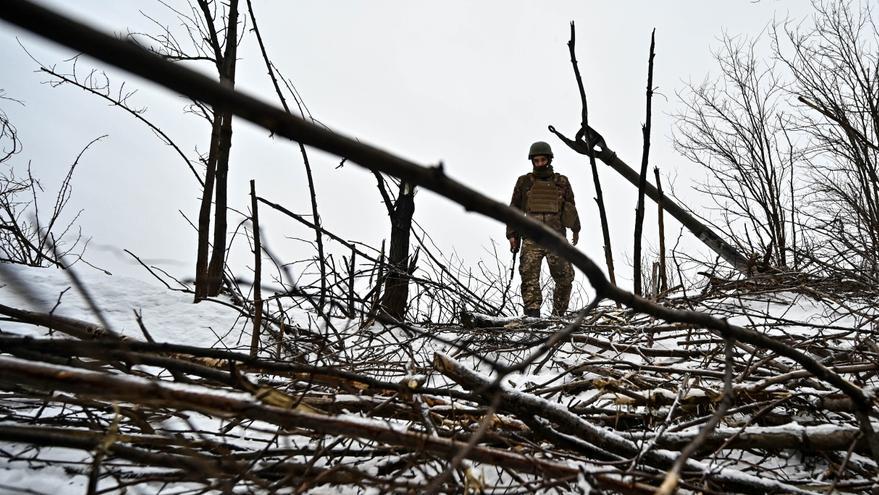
[206,110,232,295]
[381,181,415,320]
[205,0,239,296]
[249,180,261,357]
[300,145,327,310]
[346,248,356,319]
[633,30,656,296]
[245,0,326,309]
[194,114,221,301]
[654,166,667,294]
[369,240,386,318]
[567,22,617,287]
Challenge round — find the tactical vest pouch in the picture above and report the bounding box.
[561,201,578,229]
[526,179,562,214]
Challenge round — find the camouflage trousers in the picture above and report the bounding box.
[519,238,574,316]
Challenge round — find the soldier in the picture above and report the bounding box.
[506,141,580,318]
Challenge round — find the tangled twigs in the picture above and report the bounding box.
[3,2,879,492]
[656,336,735,495]
[0,0,866,419]
[433,352,814,494]
[0,356,581,479]
[1,283,878,492]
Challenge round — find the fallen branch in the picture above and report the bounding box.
[0,355,581,479]
[432,352,813,494]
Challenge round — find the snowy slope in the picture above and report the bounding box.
[0,264,253,494]
[0,264,249,348]
[0,264,874,494]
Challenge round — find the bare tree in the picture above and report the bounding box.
[0,96,96,267]
[563,22,618,288]
[379,178,417,320]
[633,29,656,295]
[676,0,879,285]
[774,0,879,281]
[675,34,799,271]
[245,0,329,310]
[132,0,243,300]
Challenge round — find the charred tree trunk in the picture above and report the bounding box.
[194,115,222,302]
[249,179,262,357]
[566,22,618,289]
[204,0,239,297]
[633,30,656,296]
[549,124,751,274]
[380,181,415,320]
[205,112,233,295]
[654,166,668,294]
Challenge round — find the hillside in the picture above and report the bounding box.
[0,264,876,494]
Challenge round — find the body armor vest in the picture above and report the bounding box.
[525,175,562,214]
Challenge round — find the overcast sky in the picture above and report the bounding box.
[0,1,816,298]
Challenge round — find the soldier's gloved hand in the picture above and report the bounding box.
[508,237,520,253]
[571,231,579,246]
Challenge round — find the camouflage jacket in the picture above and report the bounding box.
[506,172,581,239]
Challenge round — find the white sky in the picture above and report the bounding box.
[0,1,816,296]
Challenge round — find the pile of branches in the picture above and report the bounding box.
[1,3,878,493]
[1,278,877,494]
[695,268,877,302]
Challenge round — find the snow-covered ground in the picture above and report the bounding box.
[0,263,875,494]
[0,264,257,493]
[0,264,249,348]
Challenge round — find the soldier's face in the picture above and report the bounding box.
[531,156,551,168]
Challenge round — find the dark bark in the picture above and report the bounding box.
[633,30,655,296]
[205,0,240,296]
[380,181,415,320]
[567,22,617,287]
[654,166,667,294]
[204,112,231,295]
[249,179,261,357]
[550,124,751,273]
[194,115,221,301]
[346,248,356,318]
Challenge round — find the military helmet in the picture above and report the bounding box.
[528,141,553,159]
